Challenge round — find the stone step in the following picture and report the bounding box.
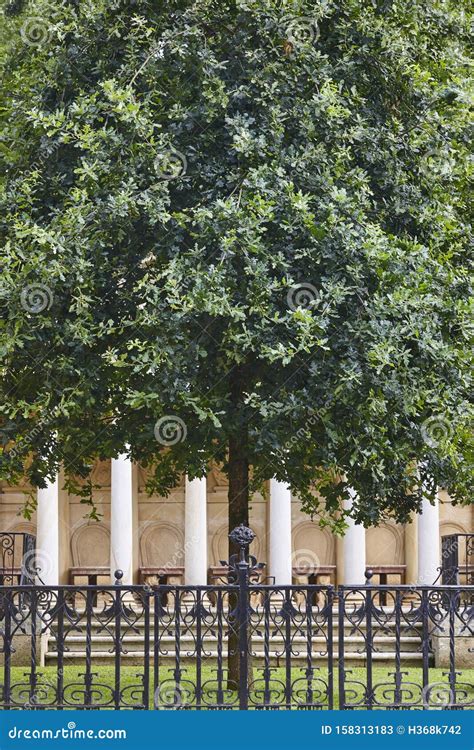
[44,649,425,667]
[46,634,422,652]
[55,618,422,633]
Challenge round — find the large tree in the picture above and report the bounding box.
[0,0,472,545]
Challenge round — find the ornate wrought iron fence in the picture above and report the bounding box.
[0,526,472,710]
[338,585,473,710]
[0,533,36,586]
[442,534,474,586]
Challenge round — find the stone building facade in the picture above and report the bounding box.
[0,456,472,588]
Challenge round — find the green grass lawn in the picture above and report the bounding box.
[3,666,473,709]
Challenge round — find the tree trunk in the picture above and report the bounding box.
[228,434,249,559]
[228,365,250,559]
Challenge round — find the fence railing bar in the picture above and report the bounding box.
[421,589,430,710]
[153,589,160,709]
[366,589,373,710]
[195,589,203,710]
[114,586,121,710]
[327,587,334,710]
[174,590,182,708]
[84,588,93,707]
[142,589,150,710]
[448,590,456,708]
[3,589,12,709]
[284,588,291,710]
[29,588,38,708]
[263,588,271,706]
[338,588,345,710]
[216,589,224,706]
[394,589,401,707]
[305,588,313,708]
[237,559,249,710]
[57,589,64,710]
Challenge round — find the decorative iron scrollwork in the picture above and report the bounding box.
[0,577,471,710]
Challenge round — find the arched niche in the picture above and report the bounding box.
[208,467,228,493]
[9,521,36,535]
[292,522,335,567]
[71,523,110,567]
[366,523,404,565]
[91,460,110,487]
[139,522,185,568]
[210,524,228,565]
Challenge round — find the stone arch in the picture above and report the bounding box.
[139,522,185,569]
[70,523,110,567]
[91,460,110,487]
[292,522,335,566]
[440,521,467,537]
[9,521,36,536]
[366,523,404,565]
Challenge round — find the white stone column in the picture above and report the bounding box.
[417,492,440,585]
[110,454,134,585]
[404,514,418,585]
[184,476,207,586]
[342,490,366,585]
[269,479,293,585]
[36,475,59,585]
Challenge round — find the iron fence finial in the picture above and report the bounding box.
[114,569,123,585]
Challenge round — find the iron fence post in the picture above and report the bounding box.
[338,586,345,710]
[236,554,250,709]
[228,524,259,709]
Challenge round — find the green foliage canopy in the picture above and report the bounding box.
[0,0,472,527]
